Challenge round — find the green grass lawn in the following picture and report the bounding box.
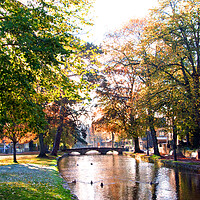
[0,154,73,200]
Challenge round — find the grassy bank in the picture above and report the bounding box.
[0,154,73,200]
[128,153,200,173]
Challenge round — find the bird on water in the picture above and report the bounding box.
[72,180,76,183]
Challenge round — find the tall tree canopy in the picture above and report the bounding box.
[0,0,94,161]
[142,0,200,148]
[95,0,200,154]
[94,19,147,152]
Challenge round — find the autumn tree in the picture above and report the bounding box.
[47,98,88,156]
[92,99,127,147]
[136,64,162,156]
[142,0,200,148]
[2,103,39,162]
[49,41,102,156]
[95,19,148,152]
[3,127,36,163]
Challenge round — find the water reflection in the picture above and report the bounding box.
[58,155,200,200]
[175,170,180,200]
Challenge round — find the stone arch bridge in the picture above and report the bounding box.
[62,147,125,155]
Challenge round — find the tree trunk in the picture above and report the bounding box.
[149,115,160,156]
[186,126,190,147]
[147,132,150,156]
[51,105,64,156]
[173,124,177,161]
[134,136,142,153]
[181,69,200,148]
[38,133,48,158]
[192,126,200,148]
[112,132,114,149]
[146,75,160,156]
[150,126,160,156]
[190,104,200,148]
[129,112,142,153]
[13,141,17,163]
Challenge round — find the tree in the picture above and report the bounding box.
[2,101,38,162]
[142,0,200,148]
[0,89,46,161]
[0,0,93,161]
[48,99,87,156]
[48,41,102,156]
[136,64,161,156]
[3,126,36,163]
[157,80,190,160]
[95,19,147,152]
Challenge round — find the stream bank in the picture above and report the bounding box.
[123,152,200,173]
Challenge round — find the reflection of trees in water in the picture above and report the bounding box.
[105,156,141,200]
[169,168,200,200]
[151,163,159,200]
[174,169,180,200]
[107,156,121,200]
[107,156,140,200]
[178,171,200,200]
[59,156,200,200]
[132,159,140,199]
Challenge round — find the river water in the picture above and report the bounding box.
[58,154,200,200]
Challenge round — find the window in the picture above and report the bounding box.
[159,130,166,137]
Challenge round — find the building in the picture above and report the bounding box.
[0,138,38,154]
[140,128,171,155]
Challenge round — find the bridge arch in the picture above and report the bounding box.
[63,147,125,156]
[85,150,101,155]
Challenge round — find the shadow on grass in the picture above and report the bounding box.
[0,164,71,200]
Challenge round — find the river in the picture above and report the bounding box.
[58,154,200,200]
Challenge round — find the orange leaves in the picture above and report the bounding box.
[2,123,37,145]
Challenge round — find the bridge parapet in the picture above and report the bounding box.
[62,147,125,155]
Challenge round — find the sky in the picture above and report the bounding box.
[20,0,158,44]
[82,0,158,44]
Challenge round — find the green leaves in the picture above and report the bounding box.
[93,0,200,149]
[141,0,200,147]
[0,0,94,152]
